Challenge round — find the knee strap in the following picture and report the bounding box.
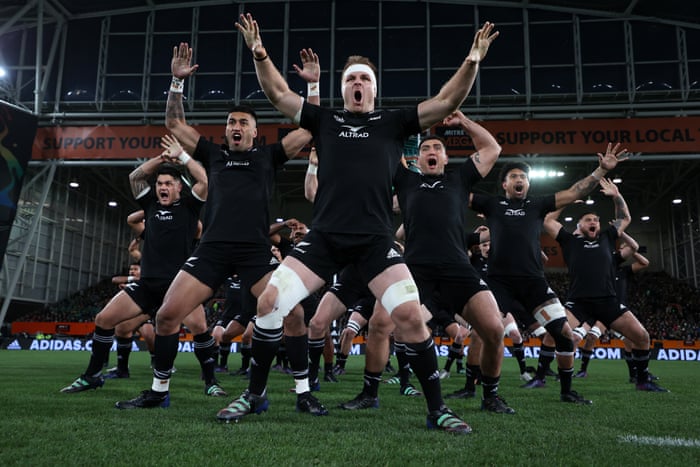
[258,264,309,329]
[380,279,419,315]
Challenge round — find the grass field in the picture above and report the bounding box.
[1,350,699,466]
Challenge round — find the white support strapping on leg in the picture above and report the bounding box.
[257,264,309,329]
[534,302,566,326]
[380,279,419,315]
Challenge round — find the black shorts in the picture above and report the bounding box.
[409,263,489,318]
[426,307,458,331]
[566,297,623,328]
[300,293,321,327]
[328,264,373,309]
[182,241,276,300]
[122,277,173,318]
[486,275,558,326]
[349,296,376,322]
[216,290,257,329]
[288,230,404,286]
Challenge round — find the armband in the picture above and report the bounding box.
[307,82,319,97]
[306,163,318,176]
[170,76,184,94]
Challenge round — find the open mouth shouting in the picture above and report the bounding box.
[353,88,363,105]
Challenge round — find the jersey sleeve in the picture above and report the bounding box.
[458,158,483,194]
[193,136,212,170]
[269,141,289,168]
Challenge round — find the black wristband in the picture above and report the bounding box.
[253,54,269,62]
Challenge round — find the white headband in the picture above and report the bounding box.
[341,64,377,96]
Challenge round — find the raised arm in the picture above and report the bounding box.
[443,110,501,178]
[161,134,208,201]
[304,147,319,203]
[599,177,631,236]
[127,210,145,233]
[236,13,304,121]
[618,231,639,255]
[128,153,167,198]
[417,22,498,130]
[543,209,564,239]
[554,142,628,209]
[166,42,202,154]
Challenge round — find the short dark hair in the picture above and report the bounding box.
[578,212,600,221]
[228,105,257,125]
[419,135,447,151]
[498,161,531,183]
[155,163,183,181]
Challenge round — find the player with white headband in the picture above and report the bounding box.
[224,12,498,434]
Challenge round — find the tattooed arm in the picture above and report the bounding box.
[599,177,631,235]
[442,110,501,178]
[128,153,167,198]
[165,42,202,155]
[554,142,628,209]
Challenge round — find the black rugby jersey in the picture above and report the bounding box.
[614,254,633,304]
[393,159,481,265]
[299,102,421,235]
[193,137,287,244]
[556,226,618,299]
[471,194,556,277]
[136,190,203,280]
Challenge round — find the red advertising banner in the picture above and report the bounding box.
[32,116,700,160]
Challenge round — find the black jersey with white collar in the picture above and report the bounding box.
[393,159,481,265]
[471,193,556,277]
[193,137,287,244]
[136,189,203,280]
[299,102,421,235]
[556,226,618,299]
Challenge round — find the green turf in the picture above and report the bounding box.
[1,350,698,466]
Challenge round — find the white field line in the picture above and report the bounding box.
[618,434,700,448]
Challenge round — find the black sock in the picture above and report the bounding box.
[248,325,283,395]
[511,342,527,373]
[558,366,574,394]
[219,342,231,367]
[307,337,325,384]
[465,364,480,392]
[86,326,114,376]
[361,369,382,398]
[580,349,593,371]
[481,374,500,399]
[285,334,309,382]
[153,332,180,382]
[116,336,132,373]
[194,332,218,385]
[394,342,411,386]
[536,345,556,380]
[444,343,462,372]
[335,352,348,369]
[240,343,251,370]
[632,348,651,383]
[623,350,636,379]
[403,338,443,412]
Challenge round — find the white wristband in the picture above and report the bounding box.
[127,276,135,282]
[177,151,192,164]
[170,76,184,93]
[590,170,601,181]
[306,163,318,175]
[307,82,320,97]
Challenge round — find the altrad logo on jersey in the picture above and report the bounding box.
[338,125,369,139]
[155,210,173,220]
[504,208,526,216]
